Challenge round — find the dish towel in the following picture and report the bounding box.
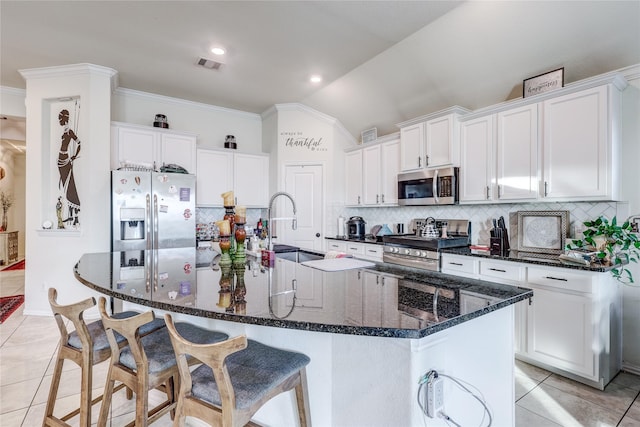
[300,258,375,272]
[324,251,352,259]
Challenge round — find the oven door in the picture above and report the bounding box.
[397,170,435,206]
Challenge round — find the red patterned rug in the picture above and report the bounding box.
[1,260,24,271]
[0,295,24,323]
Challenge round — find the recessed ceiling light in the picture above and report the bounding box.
[310,75,322,84]
[211,47,226,55]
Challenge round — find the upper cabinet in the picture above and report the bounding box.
[459,73,626,204]
[398,107,470,172]
[541,85,620,201]
[196,149,269,207]
[346,134,400,207]
[460,104,539,204]
[111,122,197,173]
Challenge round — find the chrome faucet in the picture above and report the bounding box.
[267,191,297,250]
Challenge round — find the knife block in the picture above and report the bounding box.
[490,236,509,256]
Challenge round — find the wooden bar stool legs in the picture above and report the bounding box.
[43,288,157,427]
[165,313,312,427]
[97,298,228,427]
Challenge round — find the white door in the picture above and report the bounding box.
[282,164,323,251]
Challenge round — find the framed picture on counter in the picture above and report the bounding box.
[523,67,564,98]
[517,210,569,254]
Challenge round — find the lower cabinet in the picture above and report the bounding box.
[441,253,622,389]
[326,240,383,262]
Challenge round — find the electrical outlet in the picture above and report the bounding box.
[426,376,444,418]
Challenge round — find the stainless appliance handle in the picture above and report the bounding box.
[432,169,439,204]
[145,247,151,293]
[153,194,159,250]
[145,194,152,251]
[153,247,158,292]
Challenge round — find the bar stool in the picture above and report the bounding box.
[164,313,312,427]
[97,298,229,427]
[43,288,165,427]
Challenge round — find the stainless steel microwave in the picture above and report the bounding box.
[397,166,459,206]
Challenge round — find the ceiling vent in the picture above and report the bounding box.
[197,57,223,70]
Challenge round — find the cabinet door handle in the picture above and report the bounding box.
[544,276,568,282]
[367,249,377,253]
[376,194,379,204]
[381,194,385,203]
[498,185,502,198]
[418,156,422,168]
[358,196,361,205]
[425,155,429,166]
[544,181,549,197]
[486,186,490,200]
[488,268,506,273]
[449,262,463,266]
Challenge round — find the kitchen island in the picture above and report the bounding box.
[75,247,533,427]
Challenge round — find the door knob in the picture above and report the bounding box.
[316,233,321,237]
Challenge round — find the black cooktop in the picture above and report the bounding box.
[382,234,470,250]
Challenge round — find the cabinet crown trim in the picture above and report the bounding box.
[396,106,471,128]
[460,71,628,122]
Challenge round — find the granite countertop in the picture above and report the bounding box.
[325,236,384,245]
[74,247,532,339]
[441,247,618,272]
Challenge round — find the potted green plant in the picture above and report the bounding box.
[567,216,640,284]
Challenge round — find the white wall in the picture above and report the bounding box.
[620,71,640,373]
[112,88,262,152]
[21,64,115,315]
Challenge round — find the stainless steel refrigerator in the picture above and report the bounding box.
[111,170,196,253]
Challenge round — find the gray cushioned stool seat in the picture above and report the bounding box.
[67,311,165,353]
[190,339,311,410]
[119,322,228,374]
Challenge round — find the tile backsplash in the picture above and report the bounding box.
[330,201,619,246]
[198,202,621,248]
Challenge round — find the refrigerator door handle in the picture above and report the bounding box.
[153,194,159,250]
[153,249,159,292]
[146,194,152,251]
[145,249,151,293]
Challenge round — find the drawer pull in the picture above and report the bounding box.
[488,268,506,273]
[449,262,463,266]
[544,276,568,282]
[367,249,377,253]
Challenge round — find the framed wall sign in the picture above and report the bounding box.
[523,67,564,98]
[517,210,569,254]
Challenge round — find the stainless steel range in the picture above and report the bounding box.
[382,218,470,271]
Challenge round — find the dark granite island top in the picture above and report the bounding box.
[74,247,532,339]
[74,247,530,426]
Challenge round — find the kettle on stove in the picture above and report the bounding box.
[346,216,366,239]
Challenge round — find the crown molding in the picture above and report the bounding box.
[0,86,26,97]
[397,105,472,128]
[19,63,118,91]
[114,87,261,121]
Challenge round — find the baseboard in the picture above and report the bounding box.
[622,362,640,376]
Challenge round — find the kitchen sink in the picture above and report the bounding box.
[276,250,324,263]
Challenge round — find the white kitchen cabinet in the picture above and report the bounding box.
[441,252,622,389]
[362,138,400,206]
[345,269,364,325]
[345,150,363,206]
[326,240,347,253]
[460,103,539,204]
[234,153,269,207]
[399,122,424,171]
[541,85,620,201]
[496,104,539,201]
[196,149,233,206]
[196,149,269,207]
[362,271,399,327]
[460,115,494,203]
[111,122,197,173]
[398,108,469,172]
[343,241,383,262]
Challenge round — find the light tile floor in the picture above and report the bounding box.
[2,267,640,426]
